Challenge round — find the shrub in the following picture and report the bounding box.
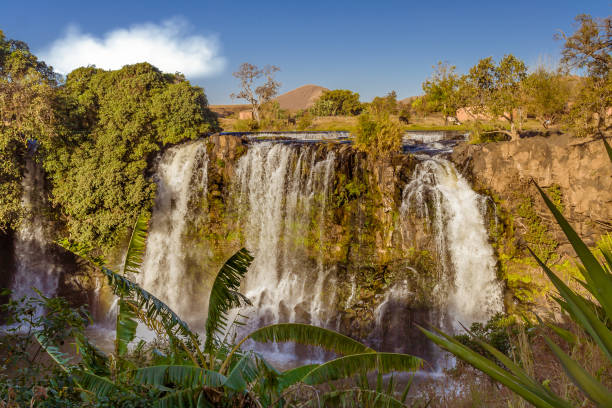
[354,113,403,159]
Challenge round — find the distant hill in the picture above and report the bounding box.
[210,84,328,117]
[274,84,328,112]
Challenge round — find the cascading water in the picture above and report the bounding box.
[10,158,61,299]
[235,143,338,332]
[139,140,210,319]
[400,156,503,331]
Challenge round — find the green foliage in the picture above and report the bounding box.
[354,113,403,159]
[295,110,314,130]
[310,89,363,116]
[423,139,612,407]
[368,91,399,117]
[453,313,516,361]
[516,194,559,263]
[204,248,253,354]
[558,14,611,137]
[523,67,570,128]
[421,62,464,121]
[43,63,219,252]
[0,30,58,231]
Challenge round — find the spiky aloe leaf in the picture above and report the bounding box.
[534,182,612,319]
[603,137,612,163]
[204,248,253,354]
[134,365,226,388]
[301,352,422,386]
[529,247,612,364]
[544,337,612,406]
[319,388,408,408]
[420,327,572,408]
[248,323,375,355]
[122,211,150,275]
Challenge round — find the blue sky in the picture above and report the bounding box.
[2,0,610,104]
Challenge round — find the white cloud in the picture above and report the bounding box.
[40,19,226,77]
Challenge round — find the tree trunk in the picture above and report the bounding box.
[510,121,519,141]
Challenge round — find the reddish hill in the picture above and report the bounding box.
[274,84,328,112]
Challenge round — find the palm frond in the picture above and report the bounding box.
[278,364,319,392]
[74,333,111,377]
[319,388,408,408]
[248,323,375,356]
[34,332,74,374]
[134,365,226,388]
[301,352,422,386]
[100,266,196,345]
[122,211,150,275]
[116,298,139,356]
[74,371,123,397]
[204,248,253,354]
[223,353,259,392]
[153,387,211,408]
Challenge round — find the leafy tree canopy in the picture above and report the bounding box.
[310,89,363,116]
[0,30,58,231]
[43,63,219,252]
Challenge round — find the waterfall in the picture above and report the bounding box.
[139,140,209,318]
[400,157,503,331]
[235,143,338,333]
[10,158,60,299]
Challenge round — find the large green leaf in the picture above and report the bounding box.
[134,365,226,388]
[534,182,612,319]
[319,388,408,408]
[277,364,319,392]
[34,332,74,374]
[544,337,612,407]
[153,387,207,408]
[301,352,422,386]
[116,298,138,356]
[100,266,196,345]
[248,323,375,355]
[223,353,259,392]
[74,371,123,397]
[74,333,111,377]
[204,248,253,354]
[420,327,572,408]
[122,211,150,275]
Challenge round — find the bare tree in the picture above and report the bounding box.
[230,63,281,122]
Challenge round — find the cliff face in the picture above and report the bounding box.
[452,134,612,313]
[452,134,611,247]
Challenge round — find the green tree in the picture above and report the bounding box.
[465,55,527,140]
[0,30,58,231]
[523,67,570,128]
[43,63,219,252]
[231,63,281,122]
[557,14,611,137]
[310,89,363,116]
[369,91,399,117]
[421,62,465,124]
